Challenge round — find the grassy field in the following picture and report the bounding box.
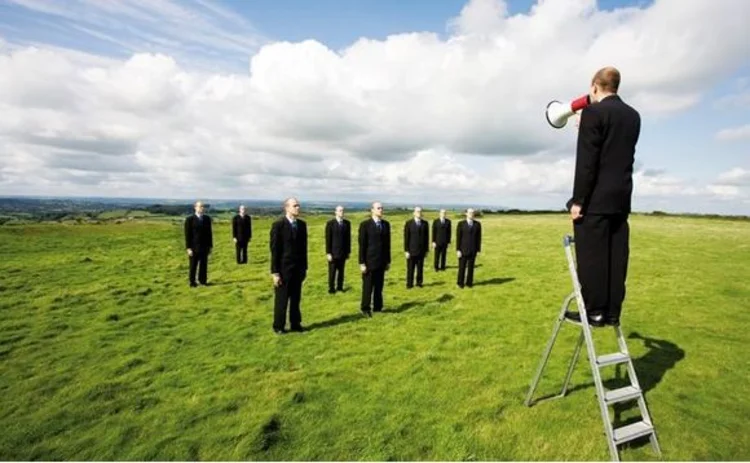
[1,212,749,460]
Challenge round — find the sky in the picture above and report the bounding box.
[0,0,749,214]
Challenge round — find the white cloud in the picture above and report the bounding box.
[717,167,750,186]
[716,124,750,142]
[1,0,750,212]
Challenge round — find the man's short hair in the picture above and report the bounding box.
[592,66,620,93]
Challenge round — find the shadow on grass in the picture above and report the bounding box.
[306,294,455,330]
[473,277,515,286]
[420,281,445,288]
[529,332,684,451]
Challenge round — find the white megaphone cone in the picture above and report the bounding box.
[545,94,591,128]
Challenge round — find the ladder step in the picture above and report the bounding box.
[605,386,642,405]
[597,352,629,367]
[613,421,654,445]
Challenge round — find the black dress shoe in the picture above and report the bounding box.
[373,308,382,313]
[328,289,336,294]
[274,328,286,335]
[605,317,620,327]
[290,326,306,333]
[564,311,606,327]
[190,282,198,288]
[361,310,372,318]
[588,313,606,327]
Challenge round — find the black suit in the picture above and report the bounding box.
[184,214,213,286]
[232,214,252,264]
[456,219,481,288]
[404,218,429,288]
[270,217,308,331]
[567,94,641,322]
[359,218,391,313]
[432,218,451,271]
[325,218,351,292]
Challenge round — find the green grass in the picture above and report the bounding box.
[1,213,749,460]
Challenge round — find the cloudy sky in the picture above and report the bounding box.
[0,0,749,214]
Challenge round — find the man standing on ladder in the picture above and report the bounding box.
[565,66,641,328]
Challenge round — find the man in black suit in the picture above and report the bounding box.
[359,201,391,316]
[270,197,308,334]
[325,205,351,294]
[232,205,252,264]
[184,201,213,287]
[565,67,641,328]
[432,209,451,271]
[456,208,481,288]
[404,206,429,288]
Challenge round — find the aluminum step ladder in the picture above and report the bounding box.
[524,235,661,461]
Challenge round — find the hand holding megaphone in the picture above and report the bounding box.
[545,94,590,129]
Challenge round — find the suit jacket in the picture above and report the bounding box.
[359,218,391,271]
[270,217,308,278]
[404,218,429,257]
[232,214,252,243]
[567,94,641,215]
[432,218,452,246]
[325,218,351,260]
[184,214,213,253]
[456,220,481,257]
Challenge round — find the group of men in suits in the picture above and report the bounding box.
[184,198,483,333]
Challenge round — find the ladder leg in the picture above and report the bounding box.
[560,331,584,396]
[525,292,575,406]
[649,432,662,456]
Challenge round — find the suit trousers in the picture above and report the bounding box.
[328,258,346,291]
[406,256,424,287]
[573,214,629,320]
[361,268,385,312]
[274,272,303,331]
[434,244,447,270]
[457,255,475,287]
[189,251,208,285]
[235,241,249,264]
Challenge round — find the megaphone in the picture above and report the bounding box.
[545,94,590,128]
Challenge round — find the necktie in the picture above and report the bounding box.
[376,221,381,231]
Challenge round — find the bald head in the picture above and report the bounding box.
[590,66,620,102]
[439,209,446,219]
[284,197,301,218]
[194,201,204,216]
[371,201,383,219]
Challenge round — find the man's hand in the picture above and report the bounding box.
[326,254,333,262]
[432,242,436,249]
[570,204,583,221]
[405,252,410,259]
[360,264,367,274]
[187,248,193,257]
[457,250,462,259]
[233,238,237,243]
[272,274,282,288]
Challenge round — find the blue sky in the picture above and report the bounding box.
[0,0,748,214]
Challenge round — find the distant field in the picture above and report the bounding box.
[1,213,749,460]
